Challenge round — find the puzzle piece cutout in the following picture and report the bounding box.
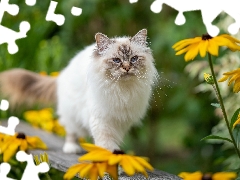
[129,0,138,3]
[150,0,240,37]
[46,1,65,26]
[0,163,16,180]
[71,6,82,16]
[0,116,19,136]
[0,0,19,23]
[16,151,49,180]
[0,99,9,111]
[25,0,37,6]
[0,0,31,54]
[0,21,30,54]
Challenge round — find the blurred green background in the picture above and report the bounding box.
[0,0,234,178]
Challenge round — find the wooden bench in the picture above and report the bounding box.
[2,120,181,180]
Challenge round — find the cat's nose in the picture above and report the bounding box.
[123,66,130,72]
[122,62,130,72]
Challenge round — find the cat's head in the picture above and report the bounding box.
[93,29,155,81]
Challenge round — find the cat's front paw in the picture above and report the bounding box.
[63,142,82,153]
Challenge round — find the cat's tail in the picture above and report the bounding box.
[0,68,57,107]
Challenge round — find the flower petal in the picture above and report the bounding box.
[175,45,191,56]
[220,34,240,43]
[120,156,135,176]
[233,78,240,93]
[64,164,83,180]
[223,68,240,76]
[79,163,94,178]
[106,165,118,180]
[20,140,28,151]
[212,172,237,179]
[184,43,199,61]
[96,162,107,177]
[27,136,47,149]
[89,165,98,180]
[4,140,21,162]
[199,40,208,57]
[81,143,109,152]
[207,39,219,56]
[108,154,122,165]
[178,171,202,179]
[127,156,145,173]
[134,157,154,171]
[172,37,201,49]
[218,75,229,82]
[79,150,111,162]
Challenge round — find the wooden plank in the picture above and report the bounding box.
[1,120,181,180]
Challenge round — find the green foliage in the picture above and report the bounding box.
[230,108,240,129]
[201,135,232,143]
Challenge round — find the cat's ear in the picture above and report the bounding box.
[131,29,147,46]
[95,33,112,52]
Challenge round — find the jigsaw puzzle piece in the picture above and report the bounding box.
[0,21,30,54]
[0,162,16,180]
[0,0,19,23]
[46,1,65,26]
[0,99,9,111]
[175,12,186,25]
[0,116,19,136]
[16,151,50,180]
[25,0,37,6]
[71,7,82,16]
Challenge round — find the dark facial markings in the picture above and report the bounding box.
[106,44,145,76]
[118,44,132,61]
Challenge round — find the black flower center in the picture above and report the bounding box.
[16,132,26,139]
[113,150,125,155]
[202,174,212,180]
[202,34,212,40]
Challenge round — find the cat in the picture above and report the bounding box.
[0,29,158,153]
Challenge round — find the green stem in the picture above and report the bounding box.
[207,52,240,158]
[45,173,52,180]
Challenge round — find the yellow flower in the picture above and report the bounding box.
[172,34,240,61]
[50,72,59,77]
[79,143,154,177]
[39,71,59,77]
[212,172,237,179]
[34,152,50,166]
[24,108,65,136]
[219,68,240,93]
[52,121,66,136]
[178,171,202,180]
[64,162,117,180]
[0,132,47,162]
[204,73,214,85]
[178,171,237,180]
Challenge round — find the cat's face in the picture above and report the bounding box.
[93,29,154,81]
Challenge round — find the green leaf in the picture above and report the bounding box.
[211,103,220,108]
[201,135,232,143]
[230,108,240,129]
[233,124,240,146]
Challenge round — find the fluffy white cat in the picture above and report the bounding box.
[0,29,157,153]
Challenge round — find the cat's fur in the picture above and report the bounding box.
[0,29,157,153]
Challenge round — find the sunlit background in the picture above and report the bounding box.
[1,0,240,178]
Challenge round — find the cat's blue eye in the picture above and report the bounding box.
[113,58,121,63]
[130,56,138,63]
